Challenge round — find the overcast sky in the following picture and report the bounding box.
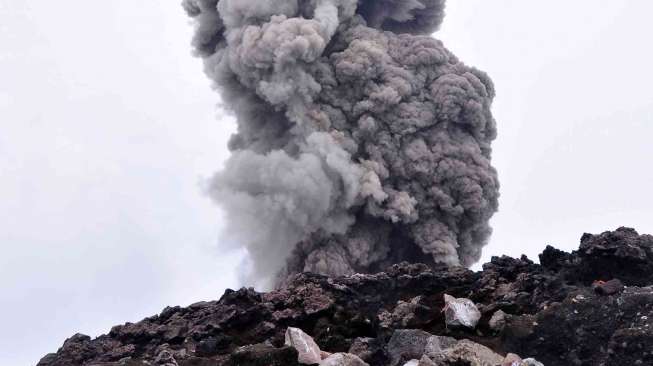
[1,1,652,365]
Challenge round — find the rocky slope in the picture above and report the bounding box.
[38,227,653,365]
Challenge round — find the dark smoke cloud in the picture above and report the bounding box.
[183,0,499,288]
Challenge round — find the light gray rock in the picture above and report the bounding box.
[443,294,481,329]
[387,329,433,366]
[502,353,522,365]
[387,329,506,366]
[424,338,504,366]
[489,310,507,332]
[424,335,457,359]
[285,327,322,365]
[320,352,369,366]
[521,358,544,366]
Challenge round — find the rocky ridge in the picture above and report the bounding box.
[38,227,653,365]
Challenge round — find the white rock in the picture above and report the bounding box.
[285,327,322,365]
[403,360,419,366]
[320,352,369,366]
[443,294,481,329]
[521,358,544,366]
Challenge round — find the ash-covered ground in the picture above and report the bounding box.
[38,227,653,366]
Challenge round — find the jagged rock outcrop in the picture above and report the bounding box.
[38,227,653,366]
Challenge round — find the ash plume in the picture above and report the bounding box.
[184,0,499,288]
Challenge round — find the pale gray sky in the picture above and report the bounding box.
[1,2,652,365]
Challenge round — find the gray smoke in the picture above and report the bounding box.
[183,0,499,289]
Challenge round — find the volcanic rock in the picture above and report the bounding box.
[442,294,481,329]
[226,343,299,366]
[438,339,504,365]
[37,228,653,366]
[521,359,544,366]
[502,353,522,365]
[386,329,433,366]
[285,327,322,365]
[592,278,625,296]
[489,310,507,332]
[348,337,387,365]
[320,353,368,366]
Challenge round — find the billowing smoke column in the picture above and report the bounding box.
[183,0,499,288]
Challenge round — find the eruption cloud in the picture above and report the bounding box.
[184,0,499,288]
